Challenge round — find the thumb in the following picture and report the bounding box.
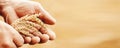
[1,6,18,24]
[34,3,56,25]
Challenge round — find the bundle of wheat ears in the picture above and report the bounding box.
[0,14,47,37]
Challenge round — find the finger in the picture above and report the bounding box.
[30,36,40,45]
[40,27,56,40]
[8,27,24,47]
[1,6,19,24]
[46,28,56,40]
[22,35,31,44]
[2,41,17,48]
[39,26,47,34]
[2,34,17,48]
[24,37,32,44]
[34,2,56,25]
[31,32,49,43]
[13,35,24,47]
[40,34,49,43]
[11,42,17,48]
[3,23,24,47]
[0,25,15,48]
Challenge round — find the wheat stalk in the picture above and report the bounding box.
[0,14,46,37]
[11,14,47,37]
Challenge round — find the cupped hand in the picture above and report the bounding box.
[0,21,24,48]
[0,0,56,44]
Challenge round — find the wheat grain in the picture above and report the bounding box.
[11,14,47,37]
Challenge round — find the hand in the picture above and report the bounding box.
[0,21,24,48]
[0,0,56,44]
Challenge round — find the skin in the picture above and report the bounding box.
[0,0,56,47]
[0,21,24,48]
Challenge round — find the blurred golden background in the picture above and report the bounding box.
[21,0,120,48]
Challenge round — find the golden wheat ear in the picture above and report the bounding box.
[0,16,5,22]
[11,14,47,37]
